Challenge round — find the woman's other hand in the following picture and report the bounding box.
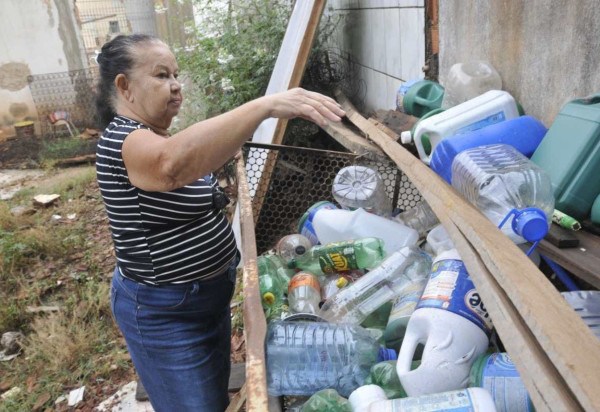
[262,88,346,127]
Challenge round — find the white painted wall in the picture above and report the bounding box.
[0,0,84,138]
[326,0,425,113]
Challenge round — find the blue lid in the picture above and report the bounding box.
[513,208,548,242]
[378,347,398,362]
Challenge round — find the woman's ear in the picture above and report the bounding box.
[115,74,133,102]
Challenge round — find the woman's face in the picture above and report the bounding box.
[126,41,182,130]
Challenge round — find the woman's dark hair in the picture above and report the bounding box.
[95,34,160,128]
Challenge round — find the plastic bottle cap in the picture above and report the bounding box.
[378,347,398,361]
[263,292,275,305]
[335,277,349,288]
[512,208,548,242]
[348,385,387,411]
[400,130,412,144]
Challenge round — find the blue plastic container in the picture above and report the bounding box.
[430,115,547,183]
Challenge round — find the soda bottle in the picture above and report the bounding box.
[394,201,439,238]
[332,165,393,216]
[260,254,294,287]
[288,272,321,314]
[276,234,312,265]
[258,256,286,309]
[289,237,386,275]
[318,246,431,325]
[452,144,554,244]
[321,271,363,302]
[300,389,351,412]
[266,321,397,397]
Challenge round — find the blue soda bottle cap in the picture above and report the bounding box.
[513,208,548,242]
[378,347,398,362]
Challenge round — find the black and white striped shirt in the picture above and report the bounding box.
[96,115,237,285]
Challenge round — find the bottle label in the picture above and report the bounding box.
[388,389,478,411]
[388,281,426,322]
[288,272,320,294]
[417,259,493,334]
[481,353,533,412]
[318,242,358,273]
[300,220,319,245]
[454,111,506,135]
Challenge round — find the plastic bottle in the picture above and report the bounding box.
[349,385,497,412]
[401,80,445,117]
[276,234,312,265]
[396,78,423,112]
[452,144,555,244]
[383,279,428,351]
[322,273,355,302]
[288,272,321,314]
[469,352,534,412]
[562,290,600,339]
[531,94,600,219]
[258,257,286,308]
[260,254,295,287]
[266,321,397,397]
[592,194,600,225]
[332,165,393,216]
[397,249,492,396]
[430,115,548,183]
[394,201,439,238]
[313,208,419,256]
[297,201,339,245]
[290,237,386,275]
[300,389,351,412]
[364,361,414,399]
[426,224,455,256]
[441,60,502,109]
[402,90,519,164]
[318,246,432,325]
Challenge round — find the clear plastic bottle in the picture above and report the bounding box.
[452,144,555,244]
[266,321,397,397]
[441,60,502,109]
[258,257,286,308]
[290,237,386,275]
[332,165,393,216]
[322,272,360,302]
[288,272,321,314]
[394,201,440,238]
[300,389,351,412]
[276,234,312,265]
[259,254,294,287]
[318,246,432,325]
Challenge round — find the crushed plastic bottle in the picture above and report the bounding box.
[332,165,393,216]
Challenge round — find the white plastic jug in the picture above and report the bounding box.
[312,208,419,256]
[406,90,519,165]
[397,249,491,396]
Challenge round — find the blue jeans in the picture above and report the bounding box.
[110,255,239,412]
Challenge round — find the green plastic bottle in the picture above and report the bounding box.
[260,254,294,287]
[289,237,386,275]
[364,360,420,399]
[258,257,286,308]
[531,94,600,219]
[402,80,445,118]
[300,389,352,412]
[592,193,600,224]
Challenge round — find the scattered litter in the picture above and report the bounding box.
[10,205,36,217]
[55,395,67,405]
[26,306,60,313]
[0,332,24,361]
[67,213,77,220]
[1,386,21,400]
[33,194,60,207]
[67,386,85,407]
[52,214,62,221]
[96,381,154,412]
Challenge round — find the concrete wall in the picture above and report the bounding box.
[0,0,86,139]
[326,0,426,114]
[439,0,600,126]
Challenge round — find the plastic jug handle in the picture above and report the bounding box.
[579,94,600,105]
[414,96,432,107]
[413,128,437,165]
[397,331,420,374]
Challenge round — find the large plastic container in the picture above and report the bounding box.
[452,144,555,244]
[382,279,428,351]
[265,321,397,397]
[397,249,491,396]
[318,247,432,326]
[441,61,502,109]
[402,80,445,117]
[312,208,419,256]
[404,90,520,164]
[297,201,338,246]
[430,115,548,183]
[469,352,534,412]
[593,194,600,224]
[332,166,393,216]
[349,385,497,412]
[531,94,600,219]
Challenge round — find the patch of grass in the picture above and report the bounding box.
[39,137,96,167]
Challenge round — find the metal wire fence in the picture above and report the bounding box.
[242,142,422,254]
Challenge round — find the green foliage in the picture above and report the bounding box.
[39,137,96,167]
[177,0,291,123]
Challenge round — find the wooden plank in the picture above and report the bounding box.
[545,224,580,249]
[338,92,600,412]
[539,228,600,289]
[321,119,386,161]
[236,158,268,412]
[228,363,246,392]
[225,383,246,412]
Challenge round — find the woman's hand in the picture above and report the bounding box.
[262,88,346,127]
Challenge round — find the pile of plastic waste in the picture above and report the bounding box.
[256,61,600,412]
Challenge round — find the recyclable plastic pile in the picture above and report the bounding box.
[256,61,600,412]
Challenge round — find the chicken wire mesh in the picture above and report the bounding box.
[242,142,422,254]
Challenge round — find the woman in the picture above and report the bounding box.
[95,34,344,411]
